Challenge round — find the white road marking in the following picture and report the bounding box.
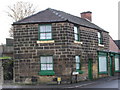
[67,82,96,88]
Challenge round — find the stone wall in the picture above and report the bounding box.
[13,22,109,83]
[0,60,3,84]
[13,24,39,82]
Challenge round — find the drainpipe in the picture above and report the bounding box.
[70,67,73,84]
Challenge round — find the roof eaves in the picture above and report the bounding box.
[12,20,67,25]
[67,20,108,32]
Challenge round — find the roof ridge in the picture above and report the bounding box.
[48,8,85,22]
[13,8,107,32]
[48,8,67,21]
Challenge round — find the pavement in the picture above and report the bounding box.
[1,75,119,89]
[0,85,2,90]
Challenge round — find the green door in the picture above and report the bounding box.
[88,59,93,80]
[110,56,114,76]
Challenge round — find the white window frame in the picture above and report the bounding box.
[40,56,53,71]
[39,25,52,40]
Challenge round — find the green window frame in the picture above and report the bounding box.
[75,56,83,74]
[74,26,80,41]
[98,52,108,74]
[39,56,55,75]
[98,32,103,44]
[114,55,120,72]
[39,24,52,40]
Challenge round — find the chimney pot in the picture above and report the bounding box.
[81,11,92,21]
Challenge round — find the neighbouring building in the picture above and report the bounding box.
[114,40,120,52]
[13,8,120,84]
[109,36,120,76]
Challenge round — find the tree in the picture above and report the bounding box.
[7,1,37,37]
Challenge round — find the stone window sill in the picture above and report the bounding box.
[37,40,55,44]
[74,41,83,44]
[98,44,104,47]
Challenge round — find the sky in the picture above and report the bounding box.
[0,0,119,44]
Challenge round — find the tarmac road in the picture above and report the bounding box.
[80,79,119,88]
[1,77,119,89]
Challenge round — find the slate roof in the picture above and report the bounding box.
[114,40,120,49]
[13,8,107,32]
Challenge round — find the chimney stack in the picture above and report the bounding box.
[81,11,92,21]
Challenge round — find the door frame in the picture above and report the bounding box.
[110,54,115,76]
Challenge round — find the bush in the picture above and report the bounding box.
[2,59,13,80]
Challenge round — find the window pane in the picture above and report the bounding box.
[76,64,80,69]
[40,56,53,71]
[74,34,78,41]
[41,57,47,63]
[98,32,101,38]
[47,64,53,70]
[76,56,80,70]
[46,56,53,63]
[41,64,47,70]
[40,26,46,32]
[46,33,52,39]
[99,56,107,72]
[75,56,80,62]
[46,26,51,32]
[40,33,46,39]
[98,39,101,44]
[74,26,78,33]
[115,58,119,71]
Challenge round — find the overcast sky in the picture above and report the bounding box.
[0,0,119,44]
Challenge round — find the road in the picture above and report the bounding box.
[1,79,120,89]
[79,79,119,88]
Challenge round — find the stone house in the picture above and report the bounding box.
[13,8,120,84]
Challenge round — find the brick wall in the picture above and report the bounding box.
[13,22,109,83]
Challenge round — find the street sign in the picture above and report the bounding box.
[72,71,79,75]
[57,77,61,82]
